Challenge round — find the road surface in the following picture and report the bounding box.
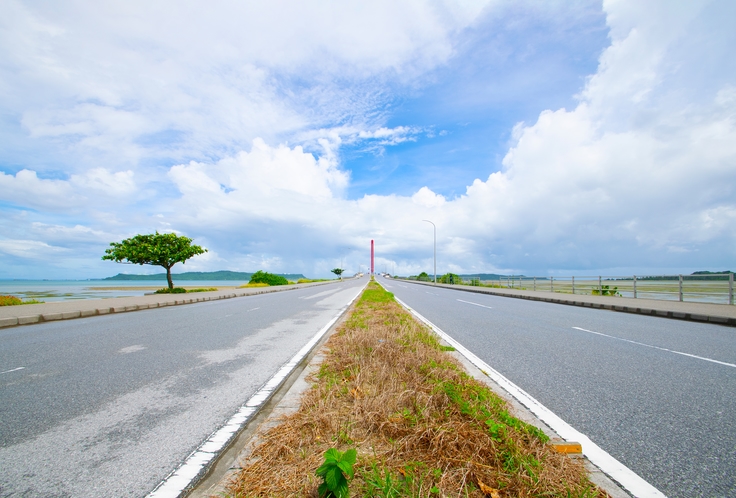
[382,278,736,498]
[0,277,366,497]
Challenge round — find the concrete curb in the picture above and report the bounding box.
[0,280,348,330]
[399,279,736,327]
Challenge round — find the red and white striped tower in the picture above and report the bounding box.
[370,239,374,275]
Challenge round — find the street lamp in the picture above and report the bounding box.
[422,219,436,285]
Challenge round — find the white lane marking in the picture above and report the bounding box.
[425,291,438,296]
[457,299,492,309]
[247,307,260,312]
[118,345,146,354]
[147,282,368,498]
[394,296,665,498]
[1,367,25,375]
[573,326,736,369]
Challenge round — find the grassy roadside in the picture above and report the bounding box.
[0,295,44,306]
[225,281,605,497]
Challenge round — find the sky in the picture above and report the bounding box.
[0,0,734,279]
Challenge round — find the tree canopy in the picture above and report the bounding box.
[102,232,207,289]
[331,268,344,279]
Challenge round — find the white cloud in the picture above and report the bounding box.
[0,0,490,174]
[0,239,69,259]
[1,0,734,278]
[159,0,736,274]
[0,168,136,210]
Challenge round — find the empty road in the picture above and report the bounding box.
[0,278,366,497]
[382,278,736,498]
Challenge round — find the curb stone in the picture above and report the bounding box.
[0,279,348,330]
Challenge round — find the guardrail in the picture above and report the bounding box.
[407,273,735,305]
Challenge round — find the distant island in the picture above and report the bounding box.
[104,270,307,281]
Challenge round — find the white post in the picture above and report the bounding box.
[633,275,637,299]
[572,276,575,295]
[679,274,683,302]
[551,276,554,292]
[598,276,602,295]
[730,273,734,305]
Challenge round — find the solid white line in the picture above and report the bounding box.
[457,299,493,309]
[1,367,25,375]
[394,296,666,498]
[573,326,736,368]
[147,282,367,498]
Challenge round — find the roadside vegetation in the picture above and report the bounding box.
[249,270,289,286]
[298,278,331,284]
[0,295,44,306]
[153,287,218,294]
[226,281,604,497]
[102,232,207,290]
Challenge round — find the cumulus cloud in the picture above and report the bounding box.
[0,0,489,175]
[159,0,735,275]
[0,168,136,210]
[2,0,734,279]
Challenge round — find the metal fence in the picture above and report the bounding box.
[424,273,735,305]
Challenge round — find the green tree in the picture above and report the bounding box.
[331,268,345,279]
[102,232,207,290]
[439,272,460,284]
[417,271,430,282]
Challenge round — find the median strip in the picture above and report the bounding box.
[224,280,609,497]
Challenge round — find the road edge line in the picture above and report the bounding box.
[146,281,368,498]
[392,295,667,498]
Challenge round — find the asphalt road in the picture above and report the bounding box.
[381,278,736,498]
[0,277,366,497]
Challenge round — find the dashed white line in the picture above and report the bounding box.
[247,307,260,312]
[572,326,736,368]
[118,345,146,354]
[457,299,493,309]
[1,367,25,375]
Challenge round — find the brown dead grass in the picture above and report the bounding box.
[225,282,606,497]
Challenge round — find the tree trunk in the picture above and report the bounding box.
[166,266,174,289]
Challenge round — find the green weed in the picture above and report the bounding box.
[315,447,357,498]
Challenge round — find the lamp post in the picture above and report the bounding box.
[422,219,436,285]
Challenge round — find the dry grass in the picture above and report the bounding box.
[225,282,605,497]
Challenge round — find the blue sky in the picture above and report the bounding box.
[0,0,734,279]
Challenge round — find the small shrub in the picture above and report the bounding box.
[0,295,44,306]
[439,272,460,284]
[592,285,620,296]
[238,282,270,288]
[315,447,356,498]
[0,295,23,306]
[154,287,187,294]
[249,270,289,286]
[186,287,217,293]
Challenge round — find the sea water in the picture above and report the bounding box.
[0,280,246,302]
